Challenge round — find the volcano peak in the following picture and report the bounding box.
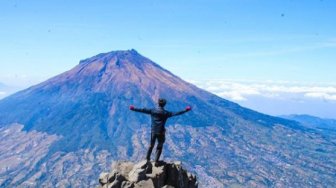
[79,49,142,65]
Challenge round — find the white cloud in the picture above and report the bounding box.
[217,91,247,101]
[191,79,336,102]
[305,92,336,101]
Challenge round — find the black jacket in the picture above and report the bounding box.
[132,106,188,134]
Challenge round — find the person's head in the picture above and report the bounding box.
[158,98,167,107]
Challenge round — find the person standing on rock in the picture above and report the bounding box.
[129,98,191,165]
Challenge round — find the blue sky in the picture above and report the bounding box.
[0,0,335,117]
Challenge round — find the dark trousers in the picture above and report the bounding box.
[146,132,165,162]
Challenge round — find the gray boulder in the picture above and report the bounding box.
[98,160,198,188]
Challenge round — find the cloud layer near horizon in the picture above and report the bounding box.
[190,79,336,118]
[190,79,336,102]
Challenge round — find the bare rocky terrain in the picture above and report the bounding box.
[0,124,59,186]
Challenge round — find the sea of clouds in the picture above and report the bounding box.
[190,79,336,119]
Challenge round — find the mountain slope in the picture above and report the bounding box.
[0,49,296,153]
[0,50,335,187]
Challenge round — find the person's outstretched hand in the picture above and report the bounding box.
[129,105,135,110]
[186,106,192,111]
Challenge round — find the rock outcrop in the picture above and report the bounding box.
[98,160,198,188]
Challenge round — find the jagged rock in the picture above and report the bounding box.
[111,161,134,176]
[128,161,149,182]
[121,181,134,188]
[98,160,198,188]
[99,173,109,185]
[134,179,154,188]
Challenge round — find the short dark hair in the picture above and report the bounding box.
[158,98,167,107]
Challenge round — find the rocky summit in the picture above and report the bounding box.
[99,160,197,188]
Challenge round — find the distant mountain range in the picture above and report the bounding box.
[0,83,8,99]
[281,114,336,131]
[0,50,335,187]
[0,82,19,99]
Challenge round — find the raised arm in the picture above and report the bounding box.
[129,105,152,114]
[169,106,191,117]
